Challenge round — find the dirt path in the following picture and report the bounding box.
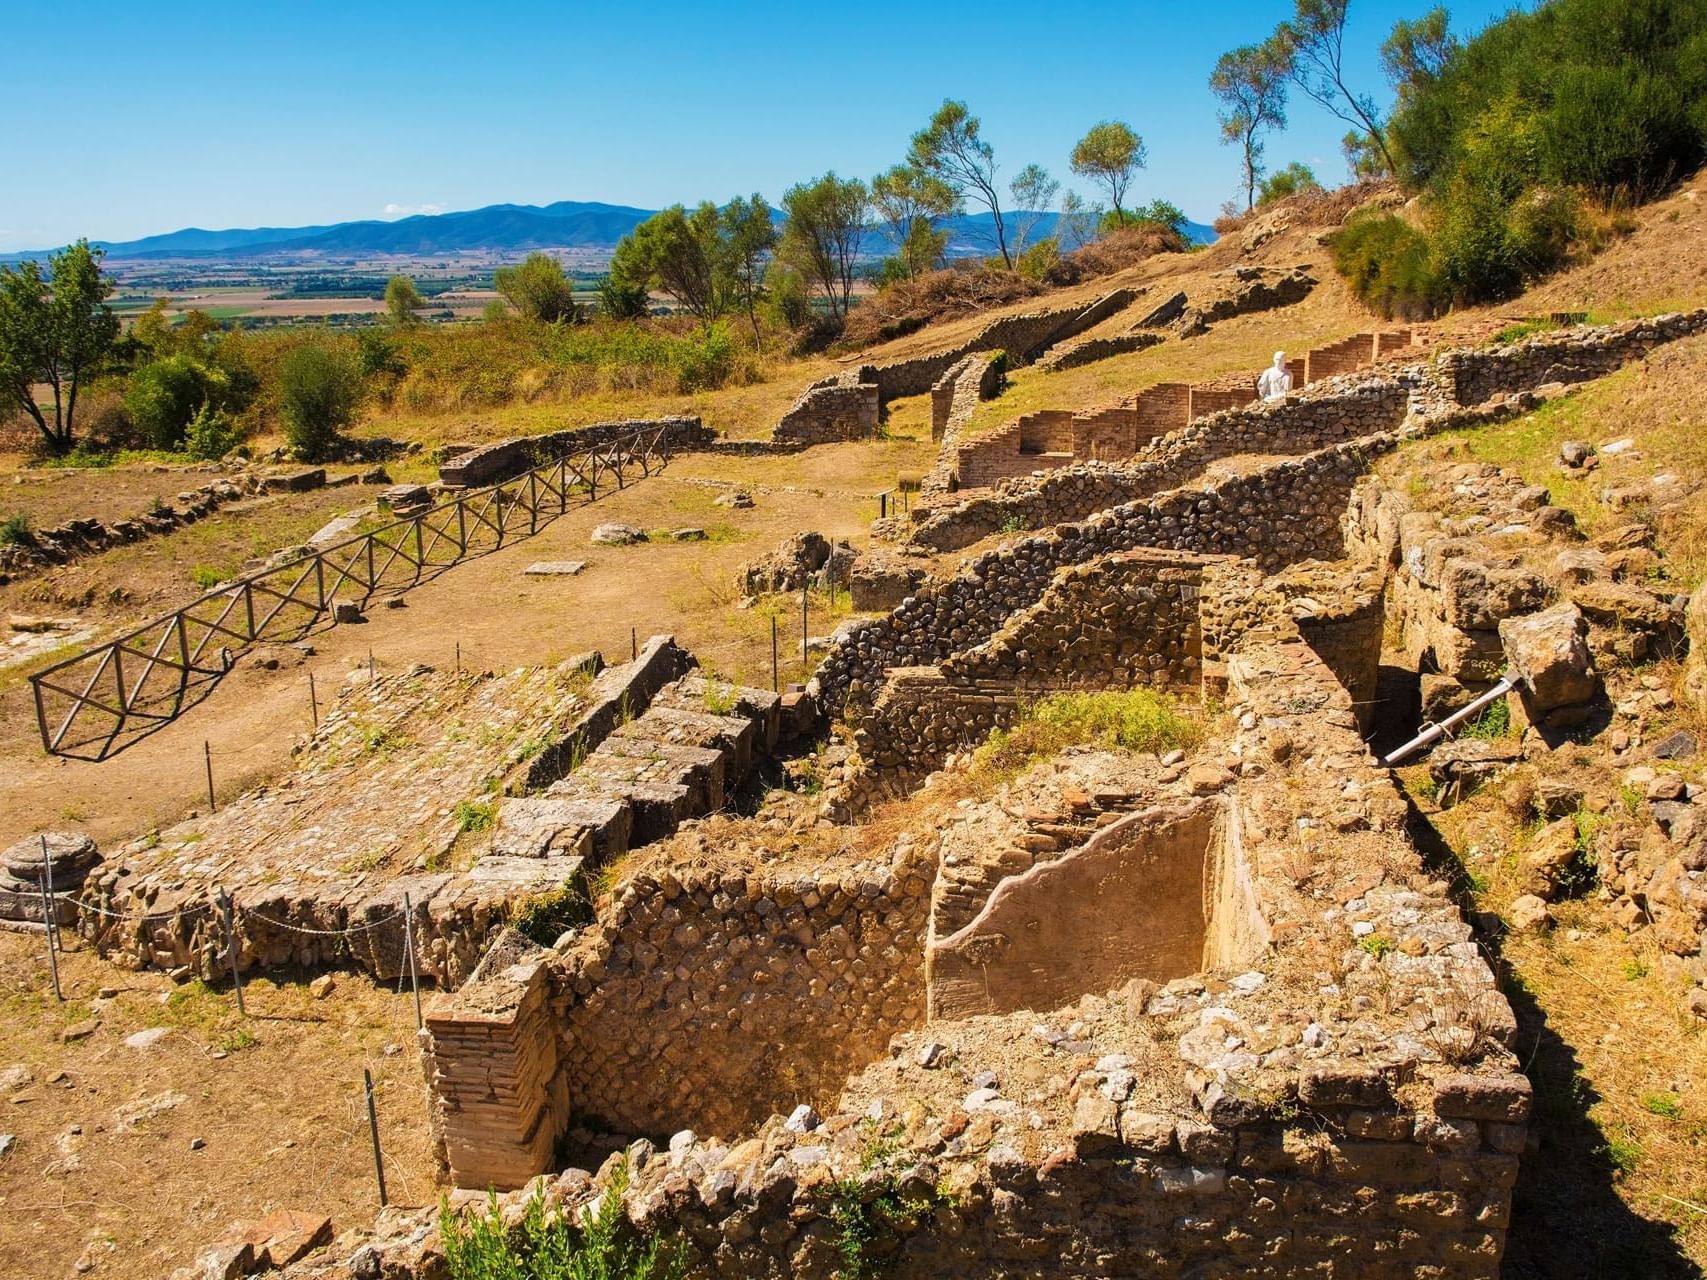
[0,440,929,850]
[0,934,435,1280]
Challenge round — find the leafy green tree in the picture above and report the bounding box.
[481,298,511,324]
[721,194,777,341]
[870,164,958,279]
[1210,44,1289,209]
[1008,163,1060,254]
[779,173,868,322]
[0,240,120,454]
[1258,161,1323,205]
[384,274,425,325]
[1107,199,1189,237]
[1381,7,1457,106]
[124,355,228,450]
[1057,190,1099,251]
[598,275,651,319]
[1267,0,1396,176]
[610,204,728,320]
[493,252,578,324]
[909,100,1013,267]
[1069,121,1145,219]
[278,341,361,461]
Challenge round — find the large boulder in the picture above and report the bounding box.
[737,532,833,595]
[1500,602,1598,713]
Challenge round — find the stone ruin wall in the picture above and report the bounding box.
[907,309,1707,553]
[815,439,1379,720]
[933,326,1416,497]
[544,852,934,1140]
[928,351,1006,441]
[850,549,1214,783]
[771,377,881,447]
[921,370,1410,542]
[422,848,936,1186]
[382,626,1532,1279]
[438,417,714,487]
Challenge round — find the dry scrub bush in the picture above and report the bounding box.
[1043,224,1189,285]
[839,266,1043,349]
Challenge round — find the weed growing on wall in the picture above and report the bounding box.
[976,687,1202,776]
[510,881,593,947]
[819,1129,952,1280]
[440,1159,683,1280]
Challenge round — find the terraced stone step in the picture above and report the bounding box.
[496,670,781,861]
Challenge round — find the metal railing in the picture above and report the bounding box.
[30,423,676,760]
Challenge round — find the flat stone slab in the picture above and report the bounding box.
[524,561,588,577]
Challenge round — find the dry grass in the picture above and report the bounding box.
[1400,761,1707,1275]
[0,934,436,1279]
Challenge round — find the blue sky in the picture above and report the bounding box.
[0,0,1517,251]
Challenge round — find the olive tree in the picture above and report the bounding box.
[0,240,119,454]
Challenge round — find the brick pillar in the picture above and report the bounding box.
[423,959,567,1190]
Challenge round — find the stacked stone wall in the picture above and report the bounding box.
[1036,329,1164,371]
[861,286,1141,401]
[914,373,1409,552]
[438,417,713,487]
[546,852,934,1139]
[773,379,881,446]
[1442,310,1707,406]
[851,549,1213,780]
[816,440,1378,718]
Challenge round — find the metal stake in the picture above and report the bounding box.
[631,627,637,660]
[455,641,461,674]
[771,615,779,693]
[308,673,319,729]
[364,1068,388,1207]
[220,891,246,1017]
[39,837,62,1002]
[203,741,216,813]
[800,582,808,662]
[368,650,376,685]
[402,891,422,1031]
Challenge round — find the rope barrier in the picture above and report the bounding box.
[235,904,407,936]
[62,893,403,939]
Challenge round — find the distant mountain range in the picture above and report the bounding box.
[9,199,1216,263]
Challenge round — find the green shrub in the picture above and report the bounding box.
[1328,213,1443,320]
[125,355,228,450]
[672,321,737,393]
[189,564,226,589]
[441,1160,682,1280]
[182,404,242,461]
[1016,237,1061,281]
[452,799,497,834]
[0,514,32,546]
[278,341,362,461]
[1461,695,1512,741]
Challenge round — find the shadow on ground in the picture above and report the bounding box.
[1403,796,1703,1279]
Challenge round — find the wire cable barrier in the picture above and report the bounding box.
[29,423,677,760]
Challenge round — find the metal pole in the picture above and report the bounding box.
[402,892,422,1031]
[801,582,808,662]
[368,650,376,686]
[220,891,246,1018]
[39,837,62,1002]
[455,641,461,674]
[771,615,779,693]
[203,741,216,813]
[308,673,319,729]
[364,1068,388,1207]
[1380,673,1518,768]
[631,628,637,660]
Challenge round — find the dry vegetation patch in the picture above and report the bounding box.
[0,936,435,1279]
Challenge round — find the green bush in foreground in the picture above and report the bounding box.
[977,687,1202,775]
[440,1160,682,1280]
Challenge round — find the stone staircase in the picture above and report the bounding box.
[493,673,780,863]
